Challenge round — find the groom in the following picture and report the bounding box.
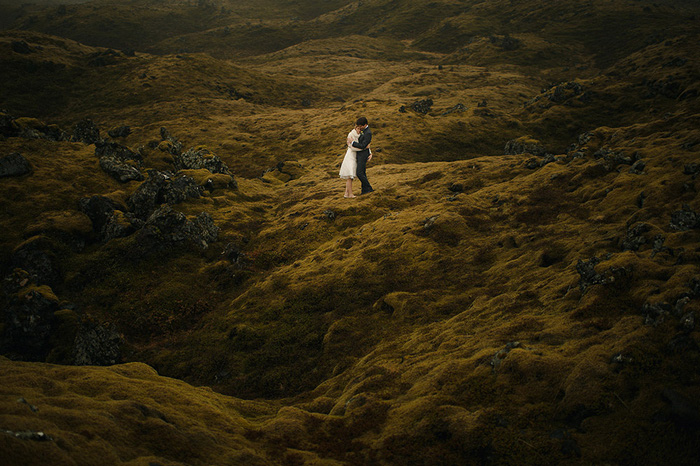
[352,116,374,194]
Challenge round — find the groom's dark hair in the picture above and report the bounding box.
[356,116,368,126]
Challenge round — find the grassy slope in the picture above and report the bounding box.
[1,0,700,464]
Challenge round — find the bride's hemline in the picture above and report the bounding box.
[339,176,356,180]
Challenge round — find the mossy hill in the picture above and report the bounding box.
[1,0,700,464]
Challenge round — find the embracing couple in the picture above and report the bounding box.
[339,116,374,198]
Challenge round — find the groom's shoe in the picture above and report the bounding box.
[360,189,374,195]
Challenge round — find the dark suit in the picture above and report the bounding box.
[352,126,374,194]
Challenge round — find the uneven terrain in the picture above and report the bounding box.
[1,0,700,464]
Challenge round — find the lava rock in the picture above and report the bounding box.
[643,302,672,326]
[99,157,144,183]
[95,141,141,162]
[221,242,246,264]
[670,205,700,231]
[127,170,202,219]
[78,195,134,241]
[622,223,651,251]
[441,103,467,116]
[477,100,488,107]
[136,205,219,251]
[79,196,122,235]
[1,288,58,360]
[174,147,231,175]
[548,82,586,103]
[448,183,464,193]
[102,211,136,241]
[593,148,634,167]
[73,321,122,366]
[108,126,131,138]
[504,138,547,156]
[72,118,101,145]
[12,237,62,286]
[159,127,183,155]
[0,152,32,177]
[524,158,541,169]
[679,312,696,332]
[576,257,607,292]
[410,99,433,115]
[322,210,336,221]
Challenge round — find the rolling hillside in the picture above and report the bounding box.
[1,0,700,464]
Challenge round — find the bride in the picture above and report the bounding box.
[339,124,369,198]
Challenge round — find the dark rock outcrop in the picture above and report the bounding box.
[0,153,32,177]
[12,237,62,286]
[99,157,144,183]
[95,141,142,162]
[79,196,135,242]
[72,119,101,145]
[622,223,651,251]
[136,205,219,251]
[159,127,183,156]
[410,99,433,115]
[441,103,467,116]
[1,288,58,361]
[73,322,122,366]
[128,170,202,219]
[575,256,630,293]
[174,147,231,175]
[670,205,700,231]
[504,138,547,156]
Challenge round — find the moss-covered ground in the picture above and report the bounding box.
[1,0,700,463]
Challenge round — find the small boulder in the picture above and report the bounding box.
[622,223,651,251]
[136,205,219,251]
[72,118,101,145]
[504,136,547,156]
[174,147,231,175]
[159,127,183,155]
[1,286,59,361]
[441,103,467,116]
[99,157,144,183]
[95,141,142,162]
[127,170,202,219]
[73,321,122,366]
[0,153,32,177]
[12,237,63,286]
[410,99,433,115]
[670,205,700,231]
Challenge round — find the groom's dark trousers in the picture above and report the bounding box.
[352,126,374,194]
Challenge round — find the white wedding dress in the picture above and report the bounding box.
[339,128,360,179]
